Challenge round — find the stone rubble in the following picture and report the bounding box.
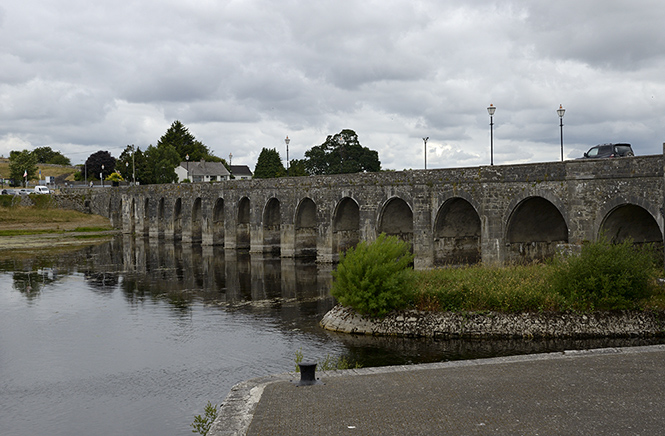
[320,305,665,339]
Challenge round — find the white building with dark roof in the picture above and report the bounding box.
[175,161,230,183]
[229,165,253,180]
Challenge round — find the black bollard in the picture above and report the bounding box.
[294,361,322,386]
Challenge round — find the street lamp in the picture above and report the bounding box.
[132,144,136,185]
[186,154,189,181]
[423,137,429,169]
[284,136,290,176]
[487,104,496,165]
[101,164,104,188]
[557,104,566,161]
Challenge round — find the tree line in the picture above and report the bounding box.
[6,122,381,187]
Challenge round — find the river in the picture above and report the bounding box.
[1,235,663,435]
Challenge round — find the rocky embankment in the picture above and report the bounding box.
[320,305,665,339]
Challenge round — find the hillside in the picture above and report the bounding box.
[0,158,78,184]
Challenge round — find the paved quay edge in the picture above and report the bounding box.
[208,343,665,436]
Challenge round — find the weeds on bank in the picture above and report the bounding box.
[190,401,218,435]
[332,235,664,316]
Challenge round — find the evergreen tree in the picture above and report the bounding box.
[303,129,380,175]
[254,148,286,178]
[287,158,309,177]
[158,120,214,162]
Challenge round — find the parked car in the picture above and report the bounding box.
[2,189,17,195]
[581,143,634,159]
[18,189,30,195]
[34,185,50,194]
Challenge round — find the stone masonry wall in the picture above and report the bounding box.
[60,154,664,267]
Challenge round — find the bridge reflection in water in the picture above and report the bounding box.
[111,235,334,307]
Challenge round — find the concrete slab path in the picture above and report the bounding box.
[210,344,665,435]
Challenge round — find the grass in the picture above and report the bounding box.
[410,250,665,313]
[411,264,570,313]
[331,236,665,315]
[0,206,111,231]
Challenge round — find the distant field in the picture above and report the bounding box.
[0,157,78,182]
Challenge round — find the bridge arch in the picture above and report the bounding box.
[263,198,281,255]
[191,197,202,243]
[295,197,317,258]
[130,197,136,234]
[378,196,413,245]
[173,198,182,241]
[143,198,150,234]
[236,197,250,249]
[598,201,662,245]
[212,198,224,246]
[434,197,481,265]
[158,197,165,237]
[505,196,568,262]
[333,197,360,255]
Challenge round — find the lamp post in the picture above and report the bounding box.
[487,104,496,165]
[285,136,290,176]
[132,144,136,185]
[101,164,104,188]
[186,154,189,181]
[423,137,429,169]
[557,104,566,161]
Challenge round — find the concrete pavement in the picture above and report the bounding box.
[210,344,665,435]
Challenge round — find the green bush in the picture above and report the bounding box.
[331,233,414,317]
[0,195,20,208]
[550,238,659,310]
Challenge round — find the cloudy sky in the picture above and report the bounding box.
[1,0,664,170]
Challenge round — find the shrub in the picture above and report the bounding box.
[0,195,20,208]
[331,233,414,317]
[30,193,54,209]
[550,238,659,310]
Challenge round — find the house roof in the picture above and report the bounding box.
[180,161,230,177]
[230,165,253,177]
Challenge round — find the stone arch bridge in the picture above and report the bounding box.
[63,152,665,268]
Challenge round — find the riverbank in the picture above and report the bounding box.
[320,304,665,339]
[0,205,117,256]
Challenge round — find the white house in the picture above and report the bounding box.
[175,161,230,183]
[229,165,253,180]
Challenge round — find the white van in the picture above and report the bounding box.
[34,186,50,194]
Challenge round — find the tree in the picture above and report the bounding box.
[85,150,116,181]
[143,143,180,184]
[288,159,309,177]
[303,129,381,175]
[31,146,71,166]
[158,120,217,162]
[9,150,38,186]
[117,145,150,185]
[254,148,286,179]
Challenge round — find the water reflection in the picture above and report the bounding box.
[4,234,665,363]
